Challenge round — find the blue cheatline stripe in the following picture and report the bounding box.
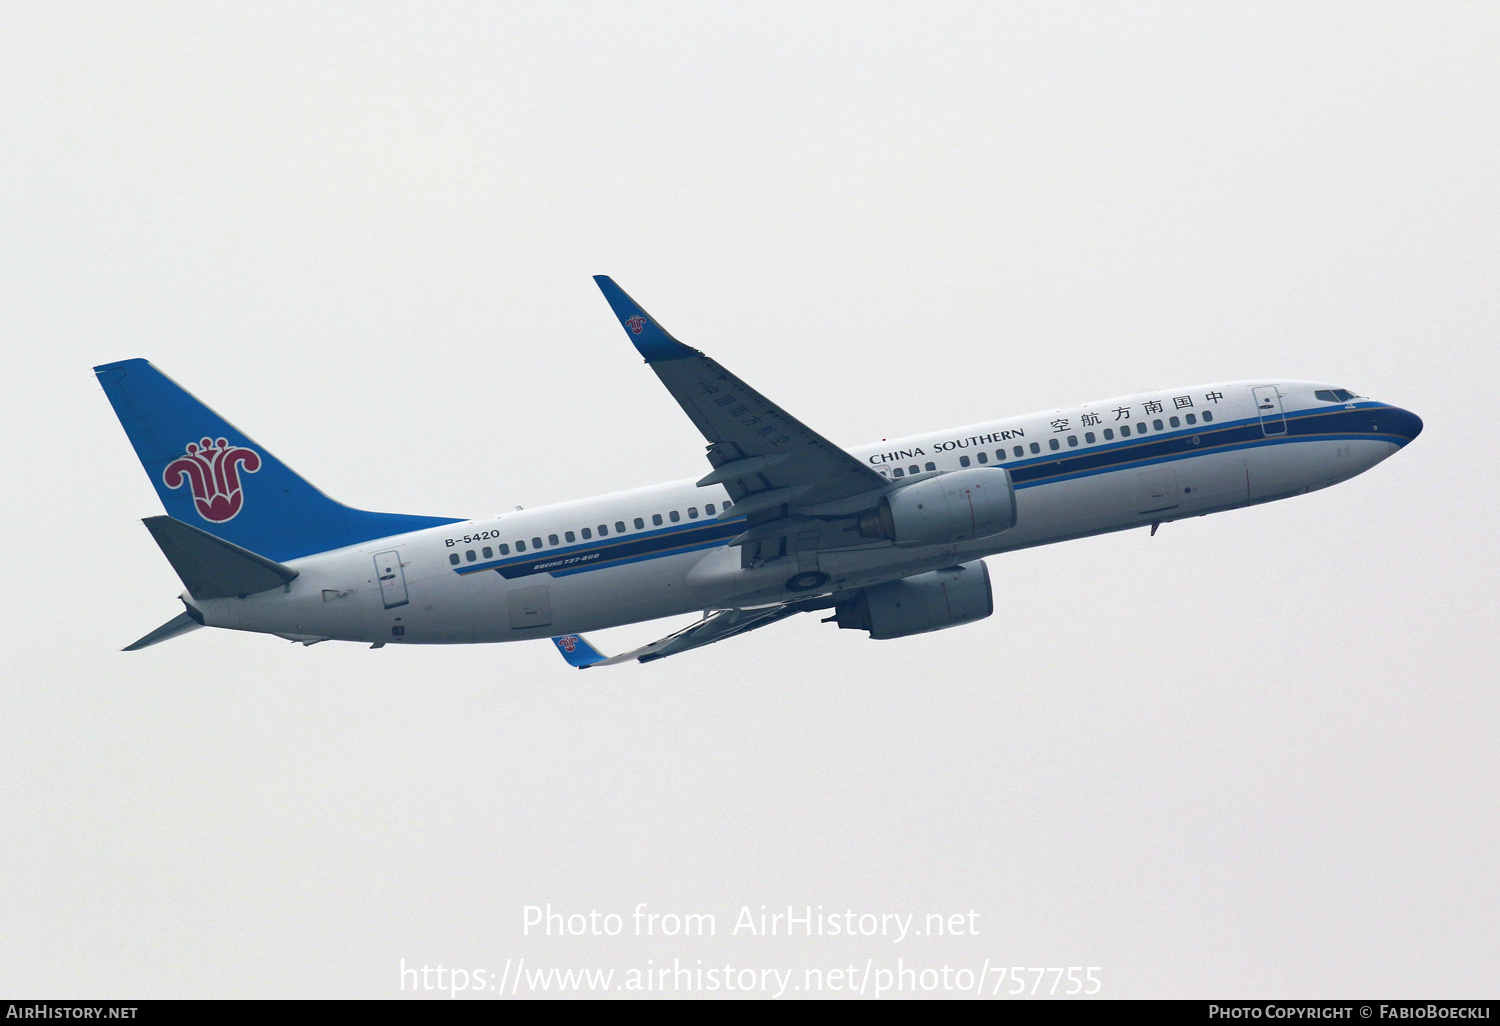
[449,402,1405,582]
[551,535,730,577]
[1008,404,1407,490]
[452,518,747,580]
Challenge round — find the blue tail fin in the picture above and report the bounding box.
[95,359,461,562]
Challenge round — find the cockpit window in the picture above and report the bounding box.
[1315,388,1359,402]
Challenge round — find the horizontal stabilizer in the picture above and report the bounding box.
[123,610,203,651]
[143,515,298,600]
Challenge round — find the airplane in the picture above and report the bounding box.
[96,275,1423,667]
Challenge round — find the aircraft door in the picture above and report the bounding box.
[1252,385,1287,436]
[374,550,409,609]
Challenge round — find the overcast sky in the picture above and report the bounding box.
[2,2,1496,999]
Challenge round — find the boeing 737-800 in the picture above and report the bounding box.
[97,276,1422,666]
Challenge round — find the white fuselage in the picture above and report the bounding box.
[191,381,1415,646]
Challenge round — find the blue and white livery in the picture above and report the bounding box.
[97,277,1423,665]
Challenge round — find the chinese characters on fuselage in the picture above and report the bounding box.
[866,392,1226,463]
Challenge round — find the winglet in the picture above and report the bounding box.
[551,634,607,669]
[592,276,698,362]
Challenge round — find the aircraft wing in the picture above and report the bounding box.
[551,597,831,668]
[593,277,887,524]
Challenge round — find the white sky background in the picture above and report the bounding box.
[1,2,1496,998]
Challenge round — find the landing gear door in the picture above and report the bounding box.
[374,550,409,609]
[1252,385,1287,436]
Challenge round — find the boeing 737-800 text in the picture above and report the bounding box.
[97,276,1422,666]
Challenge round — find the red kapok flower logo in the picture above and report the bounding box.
[163,437,261,523]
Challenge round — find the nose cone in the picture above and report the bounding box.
[1388,406,1424,445]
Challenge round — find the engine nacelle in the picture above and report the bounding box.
[833,561,993,640]
[858,467,1016,547]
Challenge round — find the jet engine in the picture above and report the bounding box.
[833,561,993,640]
[857,467,1017,547]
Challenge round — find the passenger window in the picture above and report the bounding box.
[1048,438,1060,451]
[616,521,626,532]
[995,450,1006,461]
[687,508,698,519]
[1120,424,1131,437]
[1169,416,1180,428]
[449,553,460,565]
[1185,413,1197,425]
[1085,432,1095,443]
[564,531,575,543]
[1067,435,1078,447]
[1153,419,1164,431]
[977,451,988,463]
[1202,410,1214,422]
[548,534,558,546]
[959,456,970,467]
[925,462,936,471]
[908,465,919,475]
[635,517,646,528]
[1029,442,1040,454]
[893,467,905,478]
[581,528,591,540]
[1013,446,1023,458]
[532,537,543,548]
[482,546,493,558]
[1104,428,1114,440]
[703,506,714,517]
[722,500,731,509]
[669,511,680,522]
[597,525,607,537]
[466,550,476,562]
[652,514,663,526]
[499,543,510,555]
[515,540,526,552]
